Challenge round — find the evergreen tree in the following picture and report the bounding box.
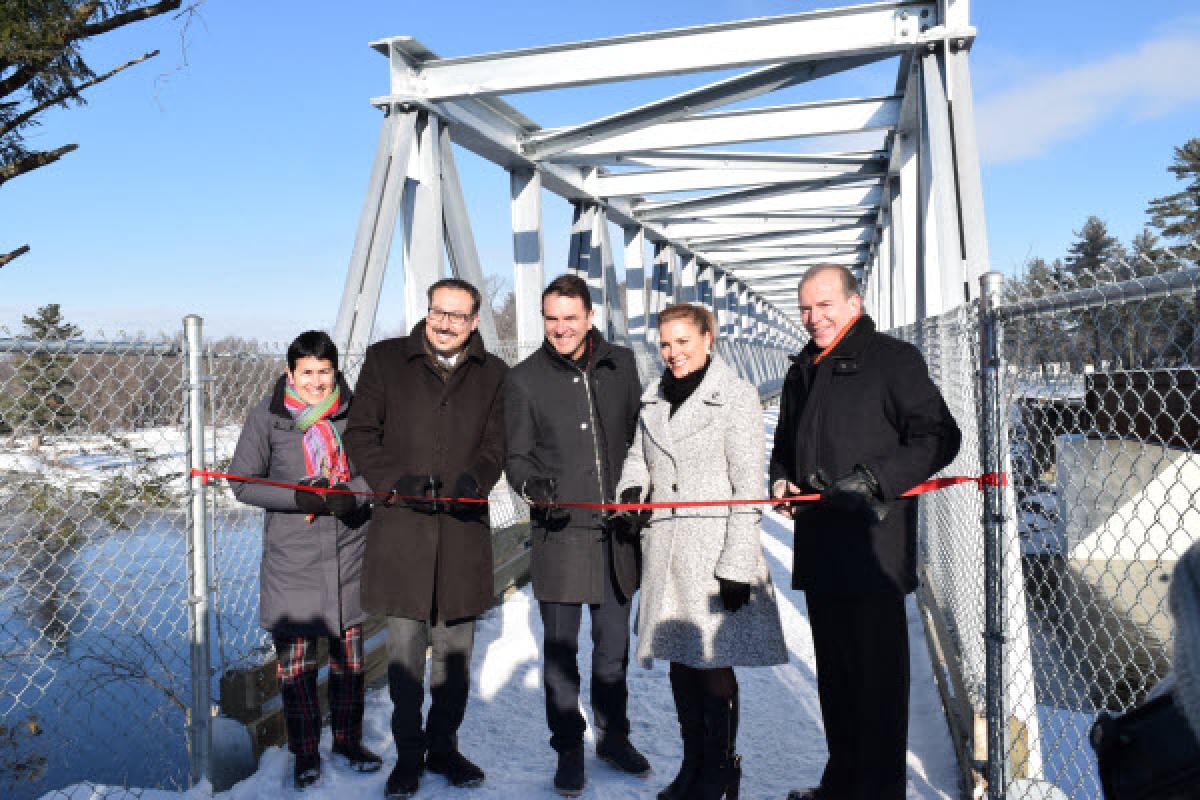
[12,304,84,433]
[1064,216,1122,285]
[1147,138,1200,250]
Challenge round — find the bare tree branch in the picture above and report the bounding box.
[0,144,79,187]
[80,0,183,39]
[0,245,31,268]
[0,50,161,140]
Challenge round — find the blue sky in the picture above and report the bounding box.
[2,0,1199,341]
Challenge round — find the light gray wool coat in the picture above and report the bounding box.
[616,355,788,669]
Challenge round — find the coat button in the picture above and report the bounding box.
[672,483,678,492]
[580,423,588,430]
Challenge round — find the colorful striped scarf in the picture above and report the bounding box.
[283,378,350,483]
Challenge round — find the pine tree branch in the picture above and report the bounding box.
[0,2,101,100]
[0,1,180,102]
[0,245,31,268]
[0,144,79,186]
[0,50,160,140]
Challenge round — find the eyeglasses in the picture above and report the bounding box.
[428,308,475,327]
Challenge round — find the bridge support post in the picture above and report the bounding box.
[334,108,416,375]
[510,167,544,359]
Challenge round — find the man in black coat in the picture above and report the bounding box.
[769,265,961,800]
[343,278,507,799]
[504,273,649,796]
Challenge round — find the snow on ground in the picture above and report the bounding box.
[44,412,961,799]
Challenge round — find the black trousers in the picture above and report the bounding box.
[538,540,632,752]
[806,590,909,800]
[386,614,477,758]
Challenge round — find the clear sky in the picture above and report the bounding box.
[2,0,1198,342]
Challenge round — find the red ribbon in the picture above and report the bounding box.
[189,469,1006,510]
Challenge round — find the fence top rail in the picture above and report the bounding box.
[995,266,1200,322]
[0,338,183,355]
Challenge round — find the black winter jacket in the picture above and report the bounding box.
[504,330,642,604]
[769,315,961,595]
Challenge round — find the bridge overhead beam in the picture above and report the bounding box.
[659,215,875,240]
[525,54,892,159]
[587,160,886,198]
[376,2,936,98]
[560,96,901,157]
[553,149,887,170]
[682,227,874,249]
[636,186,883,221]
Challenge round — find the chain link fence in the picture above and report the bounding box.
[0,329,194,799]
[896,247,1200,799]
[0,323,538,798]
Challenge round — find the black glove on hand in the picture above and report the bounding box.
[295,477,329,515]
[822,464,888,523]
[718,578,752,613]
[606,487,653,542]
[324,483,357,518]
[523,476,571,530]
[390,474,442,514]
[449,473,486,520]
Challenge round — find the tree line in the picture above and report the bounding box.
[1006,137,1200,372]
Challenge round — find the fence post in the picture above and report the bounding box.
[183,314,213,786]
[978,273,1007,800]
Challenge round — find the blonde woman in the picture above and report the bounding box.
[613,304,787,800]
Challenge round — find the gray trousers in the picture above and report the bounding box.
[386,615,477,757]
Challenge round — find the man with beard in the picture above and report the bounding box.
[770,264,961,800]
[344,278,507,799]
[504,274,649,797]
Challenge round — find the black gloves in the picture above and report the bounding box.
[522,476,571,530]
[606,487,653,542]
[718,578,752,613]
[324,484,357,517]
[295,476,330,515]
[389,474,443,514]
[295,477,358,518]
[452,473,483,501]
[448,473,487,520]
[819,464,888,523]
[521,476,557,505]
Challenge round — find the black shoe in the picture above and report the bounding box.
[598,736,651,777]
[293,753,321,790]
[384,754,424,799]
[332,740,383,773]
[786,789,823,800]
[427,748,486,788]
[659,669,704,800]
[553,746,586,797]
[694,689,742,800]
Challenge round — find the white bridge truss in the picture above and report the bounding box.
[333,0,989,390]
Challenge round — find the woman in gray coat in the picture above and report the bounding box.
[227,331,381,789]
[614,304,787,800]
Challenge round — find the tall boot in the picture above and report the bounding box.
[657,666,704,800]
[693,686,741,800]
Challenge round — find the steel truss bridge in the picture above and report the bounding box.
[331,0,988,392]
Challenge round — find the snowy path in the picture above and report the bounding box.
[52,413,961,799]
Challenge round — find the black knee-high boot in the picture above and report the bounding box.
[694,684,741,800]
[658,665,704,800]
